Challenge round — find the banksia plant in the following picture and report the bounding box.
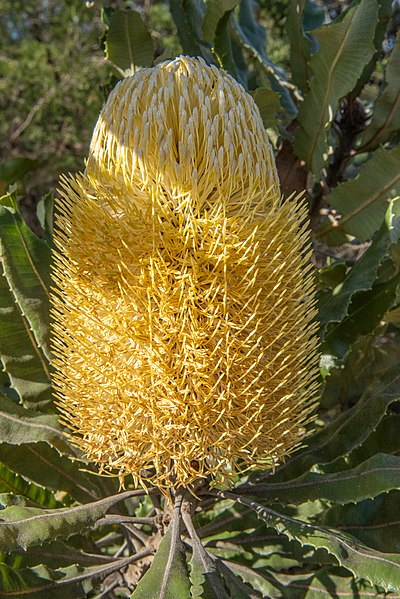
[51,56,319,492]
[4,2,400,594]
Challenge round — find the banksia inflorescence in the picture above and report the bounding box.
[52,56,319,490]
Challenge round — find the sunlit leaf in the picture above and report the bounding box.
[294,0,378,176]
[286,0,324,93]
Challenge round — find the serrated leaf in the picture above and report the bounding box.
[0,195,52,362]
[202,0,238,43]
[234,0,297,116]
[0,490,140,552]
[224,492,400,593]
[218,561,281,598]
[286,0,324,94]
[189,534,230,598]
[105,9,154,75]
[361,31,400,151]
[0,465,57,508]
[237,567,399,599]
[0,442,101,503]
[319,198,400,339]
[324,272,400,361]
[12,540,115,569]
[294,0,378,176]
[196,501,260,541]
[318,146,400,243]
[0,555,142,598]
[215,559,261,598]
[131,502,191,599]
[0,563,83,599]
[348,414,400,467]
[0,394,68,452]
[322,491,400,554]
[240,454,400,505]
[0,268,52,408]
[0,563,85,599]
[258,363,400,482]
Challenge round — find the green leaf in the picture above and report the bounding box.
[222,491,400,593]
[323,272,400,361]
[361,31,400,151]
[0,158,38,187]
[294,0,378,176]
[170,0,211,59]
[347,414,400,467]
[0,464,57,508]
[251,88,280,129]
[322,491,400,554]
[0,194,52,363]
[12,540,115,569]
[0,260,52,408]
[202,0,238,43]
[286,0,324,93]
[0,563,84,599]
[0,490,143,552]
[207,559,261,598]
[318,145,400,243]
[261,363,400,481]
[131,502,191,599]
[105,9,154,75]
[0,443,101,504]
[0,395,68,452]
[319,197,400,339]
[234,0,297,116]
[234,567,397,599]
[189,534,230,598]
[218,561,283,598]
[240,454,400,505]
[0,556,144,598]
[214,9,238,78]
[36,192,54,240]
[350,0,393,100]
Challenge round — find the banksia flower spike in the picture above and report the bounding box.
[52,56,319,491]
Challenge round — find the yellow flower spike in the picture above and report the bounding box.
[51,56,319,491]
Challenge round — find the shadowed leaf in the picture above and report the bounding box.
[318,146,400,243]
[239,454,400,505]
[0,194,52,362]
[361,31,400,151]
[105,9,154,75]
[221,491,400,593]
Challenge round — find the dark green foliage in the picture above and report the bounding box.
[1,0,400,597]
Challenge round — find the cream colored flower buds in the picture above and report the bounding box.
[52,56,319,490]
